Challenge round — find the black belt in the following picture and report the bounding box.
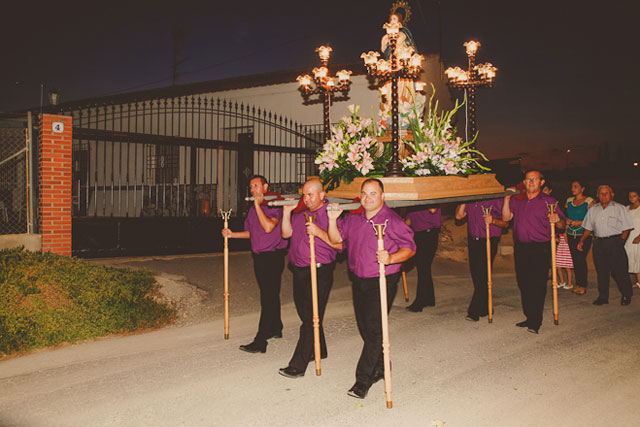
[594,234,621,240]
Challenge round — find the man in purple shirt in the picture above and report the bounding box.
[222,175,288,353]
[327,178,416,399]
[404,207,441,311]
[456,199,509,321]
[278,178,342,379]
[503,170,565,334]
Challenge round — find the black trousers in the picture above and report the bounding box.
[592,237,633,300]
[411,228,439,306]
[566,234,592,287]
[351,272,399,387]
[514,241,551,329]
[252,250,286,344]
[288,262,335,372]
[467,236,500,317]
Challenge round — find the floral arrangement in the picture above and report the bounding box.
[315,105,390,191]
[315,91,489,191]
[400,90,489,176]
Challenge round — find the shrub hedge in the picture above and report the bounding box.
[0,248,175,356]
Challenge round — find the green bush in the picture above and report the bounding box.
[0,248,175,356]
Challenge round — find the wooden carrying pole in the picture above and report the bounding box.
[401,270,409,302]
[305,213,322,376]
[220,209,232,339]
[547,202,560,325]
[481,207,494,323]
[372,220,393,409]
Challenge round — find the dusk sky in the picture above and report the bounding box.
[2,0,635,160]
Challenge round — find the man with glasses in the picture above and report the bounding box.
[503,170,565,334]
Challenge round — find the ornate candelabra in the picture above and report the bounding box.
[445,41,497,146]
[361,19,423,176]
[297,46,352,143]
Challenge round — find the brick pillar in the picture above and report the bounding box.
[39,114,72,256]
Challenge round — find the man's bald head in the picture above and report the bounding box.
[302,178,326,211]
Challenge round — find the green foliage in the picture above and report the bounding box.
[0,248,175,356]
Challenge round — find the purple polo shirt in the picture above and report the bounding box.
[244,204,288,254]
[288,202,338,267]
[466,199,504,238]
[406,208,441,231]
[339,204,416,278]
[509,192,566,243]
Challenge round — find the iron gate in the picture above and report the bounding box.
[49,96,323,256]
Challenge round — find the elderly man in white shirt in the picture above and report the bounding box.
[578,185,634,306]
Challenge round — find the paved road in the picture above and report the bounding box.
[1,253,638,427]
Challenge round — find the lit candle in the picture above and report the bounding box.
[464,40,481,56]
[337,69,352,82]
[316,45,332,61]
[312,67,328,79]
[296,74,312,87]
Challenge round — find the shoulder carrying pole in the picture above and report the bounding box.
[220,209,232,339]
[546,202,560,325]
[372,220,393,409]
[305,212,322,376]
[481,206,494,323]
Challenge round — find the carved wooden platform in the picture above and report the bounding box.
[324,174,505,201]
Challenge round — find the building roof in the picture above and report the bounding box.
[47,61,368,111]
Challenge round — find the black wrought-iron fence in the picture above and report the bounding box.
[50,95,324,218]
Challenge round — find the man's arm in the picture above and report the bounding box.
[280,203,295,239]
[221,229,250,239]
[377,247,416,266]
[254,201,279,234]
[502,196,513,222]
[326,204,344,244]
[577,229,592,251]
[622,229,631,241]
[455,204,467,220]
[307,222,343,251]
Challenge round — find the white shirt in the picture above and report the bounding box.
[582,201,633,237]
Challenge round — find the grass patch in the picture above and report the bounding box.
[0,248,176,356]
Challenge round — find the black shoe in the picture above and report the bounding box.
[347,382,370,399]
[239,341,266,353]
[621,296,631,306]
[593,298,609,306]
[266,332,283,339]
[527,327,539,334]
[406,303,423,312]
[465,314,479,322]
[278,366,305,379]
[515,320,528,328]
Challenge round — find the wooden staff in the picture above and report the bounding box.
[481,206,494,324]
[305,212,322,376]
[401,270,409,302]
[220,209,232,339]
[546,202,560,326]
[371,219,393,409]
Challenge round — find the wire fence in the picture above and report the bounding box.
[0,113,31,235]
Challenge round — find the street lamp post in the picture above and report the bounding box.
[297,46,352,143]
[445,41,497,146]
[361,20,423,176]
